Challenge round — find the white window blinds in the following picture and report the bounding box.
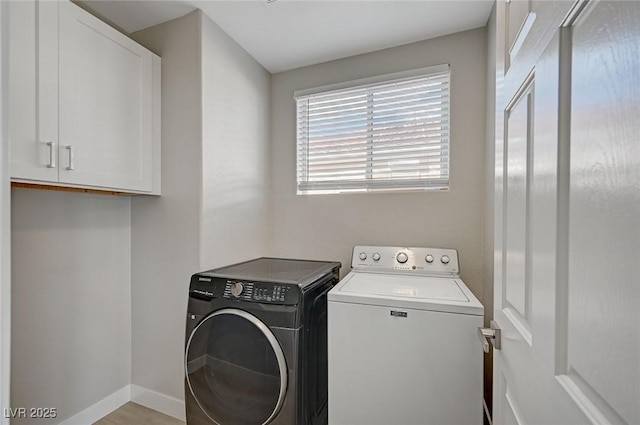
[296,66,450,195]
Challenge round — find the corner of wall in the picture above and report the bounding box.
[199,11,271,269]
[130,11,203,402]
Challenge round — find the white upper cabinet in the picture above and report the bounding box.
[9,0,161,194]
[9,1,58,183]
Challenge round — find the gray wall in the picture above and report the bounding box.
[200,13,271,270]
[130,11,203,403]
[270,28,488,300]
[0,3,10,421]
[11,189,131,425]
[131,10,270,404]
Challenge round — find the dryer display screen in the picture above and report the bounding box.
[253,285,290,303]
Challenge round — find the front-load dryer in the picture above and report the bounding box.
[185,257,340,425]
[328,246,484,425]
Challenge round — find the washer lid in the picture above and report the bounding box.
[329,272,484,316]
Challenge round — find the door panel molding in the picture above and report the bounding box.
[557,371,625,425]
[503,72,535,342]
[562,1,640,424]
[503,307,532,346]
[553,24,573,377]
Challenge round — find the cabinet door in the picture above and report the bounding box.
[58,0,154,192]
[9,0,58,182]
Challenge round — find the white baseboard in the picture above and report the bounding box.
[58,385,130,425]
[56,384,185,425]
[131,384,186,422]
[483,398,492,425]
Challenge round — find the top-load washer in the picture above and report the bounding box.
[186,257,340,425]
[328,246,484,425]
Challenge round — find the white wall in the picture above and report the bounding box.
[0,3,11,423]
[130,10,270,412]
[270,28,488,300]
[130,11,203,405]
[11,189,131,425]
[200,13,270,270]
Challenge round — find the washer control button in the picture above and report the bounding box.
[372,253,381,261]
[230,282,244,297]
[396,252,409,264]
[359,252,367,261]
[425,254,434,263]
[441,255,450,264]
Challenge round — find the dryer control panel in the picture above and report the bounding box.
[351,245,460,277]
[188,274,301,306]
[223,281,297,304]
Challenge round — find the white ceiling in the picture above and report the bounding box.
[82,0,494,74]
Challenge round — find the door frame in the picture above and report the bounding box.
[0,1,12,423]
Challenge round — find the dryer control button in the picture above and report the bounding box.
[425,254,434,263]
[359,252,367,261]
[372,253,381,261]
[396,252,408,264]
[441,255,450,264]
[230,282,244,297]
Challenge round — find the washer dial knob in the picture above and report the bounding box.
[396,252,409,264]
[372,253,381,261]
[359,252,367,261]
[230,282,244,297]
[441,255,450,264]
[425,254,434,263]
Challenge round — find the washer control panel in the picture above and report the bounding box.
[223,281,294,304]
[352,246,460,276]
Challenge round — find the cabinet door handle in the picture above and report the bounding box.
[46,142,56,168]
[65,145,74,171]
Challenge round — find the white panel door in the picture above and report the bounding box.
[493,1,639,424]
[58,0,154,192]
[8,0,58,181]
[565,2,640,422]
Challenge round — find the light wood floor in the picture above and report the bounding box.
[93,402,185,425]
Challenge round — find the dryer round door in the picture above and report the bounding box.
[185,308,288,425]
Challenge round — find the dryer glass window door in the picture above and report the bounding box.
[185,309,288,425]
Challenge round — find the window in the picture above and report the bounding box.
[295,65,450,195]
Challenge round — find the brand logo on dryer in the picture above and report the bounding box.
[193,289,214,297]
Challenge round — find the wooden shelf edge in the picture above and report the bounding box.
[11,182,132,196]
